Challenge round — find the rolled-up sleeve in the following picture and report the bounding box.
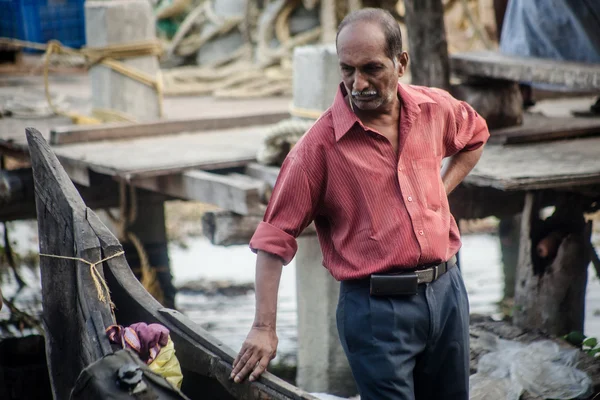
[249,154,321,265]
[443,97,490,157]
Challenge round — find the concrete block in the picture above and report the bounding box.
[296,236,356,397]
[293,45,341,114]
[85,0,161,122]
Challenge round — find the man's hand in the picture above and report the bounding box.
[441,146,484,195]
[231,326,278,383]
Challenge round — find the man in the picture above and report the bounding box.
[231,8,489,399]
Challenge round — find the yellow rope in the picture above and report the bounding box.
[289,105,323,120]
[0,37,164,124]
[107,181,165,305]
[39,251,124,312]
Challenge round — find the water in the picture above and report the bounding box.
[169,233,600,361]
[2,221,600,362]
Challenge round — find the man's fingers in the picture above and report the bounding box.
[233,354,260,383]
[231,347,250,378]
[248,357,270,382]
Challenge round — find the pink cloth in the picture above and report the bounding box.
[106,322,170,364]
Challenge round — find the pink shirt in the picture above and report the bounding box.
[250,83,489,281]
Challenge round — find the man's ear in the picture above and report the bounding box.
[397,51,409,77]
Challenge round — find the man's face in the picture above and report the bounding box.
[337,21,407,112]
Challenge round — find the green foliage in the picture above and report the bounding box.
[563,331,600,357]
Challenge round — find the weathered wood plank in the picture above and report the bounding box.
[202,210,317,246]
[448,183,525,220]
[50,112,288,145]
[245,163,281,188]
[26,127,115,400]
[451,51,600,90]
[466,137,600,191]
[50,125,269,180]
[0,170,126,222]
[489,114,600,145]
[132,170,267,215]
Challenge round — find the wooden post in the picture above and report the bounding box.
[513,192,590,336]
[120,187,177,309]
[403,0,450,90]
[320,0,338,43]
[499,214,521,300]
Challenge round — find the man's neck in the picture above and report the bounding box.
[352,96,401,128]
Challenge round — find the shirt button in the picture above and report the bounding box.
[407,196,413,202]
[418,230,424,236]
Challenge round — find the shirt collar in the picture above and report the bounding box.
[331,82,437,142]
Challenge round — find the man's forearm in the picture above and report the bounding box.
[441,146,484,195]
[253,251,284,329]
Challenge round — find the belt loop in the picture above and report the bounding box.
[433,265,439,281]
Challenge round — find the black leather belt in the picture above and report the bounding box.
[370,255,458,296]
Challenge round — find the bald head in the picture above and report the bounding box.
[336,8,403,61]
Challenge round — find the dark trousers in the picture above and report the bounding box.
[336,266,470,400]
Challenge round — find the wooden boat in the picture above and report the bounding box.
[26,127,317,400]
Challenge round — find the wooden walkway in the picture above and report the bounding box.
[1,86,599,227]
[451,51,600,90]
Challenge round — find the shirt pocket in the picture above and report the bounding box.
[411,157,442,211]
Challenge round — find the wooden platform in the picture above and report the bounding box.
[450,51,600,91]
[489,113,600,145]
[465,136,600,191]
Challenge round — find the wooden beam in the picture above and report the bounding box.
[245,163,281,188]
[404,0,450,90]
[451,51,600,91]
[489,114,600,145]
[50,112,289,145]
[0,169,123,222]
[132,169,267,215]
[448,183,525,220]
[202,210,316,246]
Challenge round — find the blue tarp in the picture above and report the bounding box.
[499,0,600,91]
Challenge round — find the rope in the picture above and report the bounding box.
[289,105,323,120]
[107,181,165,305]
[39,251,124,314]
[257,118,315,165]
[162,0,320,98]
[0,37,164,124]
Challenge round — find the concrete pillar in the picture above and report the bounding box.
[293,44,341,115]
[296,237,356,397]
[292,45,355,396]
[85,0,161,122]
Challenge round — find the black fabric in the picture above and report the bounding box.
[70,349,189,400]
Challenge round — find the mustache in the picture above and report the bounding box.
[351,90,377,97]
